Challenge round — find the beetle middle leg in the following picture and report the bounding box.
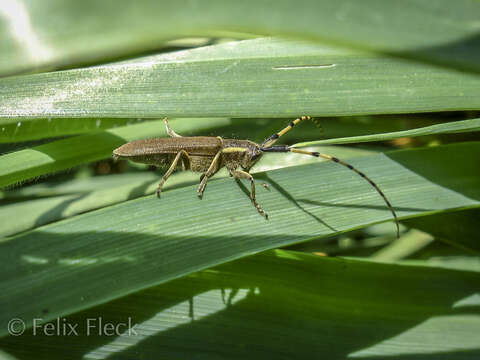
[197,150,223,198]
[231,170,268,219]
[157,150,190,197]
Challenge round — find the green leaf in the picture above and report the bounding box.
[1,142,479,336]
[1,38,480,120]
[403,208,480,252]
[369,229,435,261]
[294,117,480,147]
[1,250,479,359]
[0,1,479,75]
[402,256,480,273]
[0,118,139,143]
[0,172,175,238]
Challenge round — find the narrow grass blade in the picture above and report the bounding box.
[2,39,480,120]
[0,118,139,143]
[293,118,480,147]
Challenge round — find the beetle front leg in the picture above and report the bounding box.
[232,170,268,219]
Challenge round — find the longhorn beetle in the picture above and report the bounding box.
[113,116,399,237]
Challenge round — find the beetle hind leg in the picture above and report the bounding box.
[163,117,183,138]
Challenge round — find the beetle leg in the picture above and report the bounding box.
[163,117,183,138]
[232,170,268,219]
[157,150,190,198]
[197,150,223,198]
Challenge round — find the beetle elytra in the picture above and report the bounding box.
[113,116,399,237]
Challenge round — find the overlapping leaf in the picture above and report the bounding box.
[1,38,480,122]
[0,1,479,75]
[1,249,479,359]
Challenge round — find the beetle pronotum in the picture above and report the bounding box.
[113,116,399,237]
